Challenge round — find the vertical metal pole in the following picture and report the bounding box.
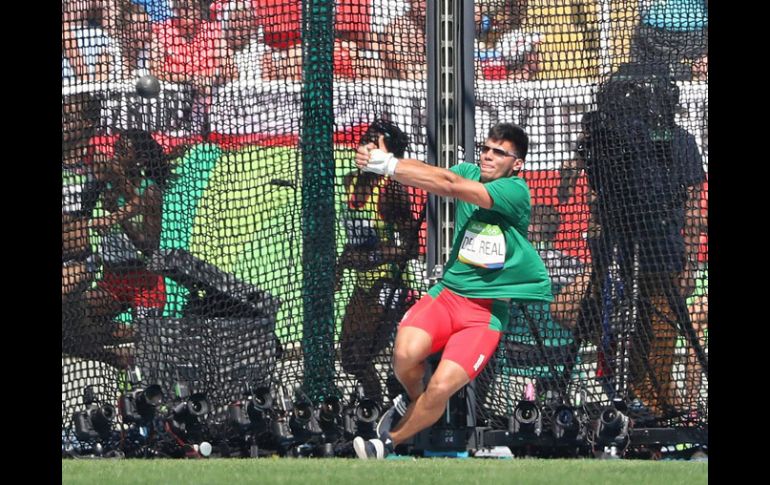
[460,0,476,164]
[427,0,473,280]
[426,0,441,277]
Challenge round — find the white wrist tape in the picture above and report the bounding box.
[366,149,399,176]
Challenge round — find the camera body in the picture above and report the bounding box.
[595,63,680,133]
[120,384,164,425]
[73,402,116,442]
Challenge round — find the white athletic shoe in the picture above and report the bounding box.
[353,437,386,459]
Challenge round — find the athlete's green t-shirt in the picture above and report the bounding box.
[440,163,552,302]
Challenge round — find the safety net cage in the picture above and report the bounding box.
[469,0,707,454]
[62,0,706,458]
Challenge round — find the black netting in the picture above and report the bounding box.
[472,0,707,440]
[63,0,707,457]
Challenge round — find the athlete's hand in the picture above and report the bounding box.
[355,135,399,176]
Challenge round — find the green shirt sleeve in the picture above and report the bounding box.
[483,177,531,234]
[449,163,474,177]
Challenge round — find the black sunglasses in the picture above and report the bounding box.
[479,144,518,159]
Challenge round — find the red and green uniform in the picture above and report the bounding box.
[400,163,552,379]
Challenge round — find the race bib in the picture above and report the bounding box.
[458,221,506,269]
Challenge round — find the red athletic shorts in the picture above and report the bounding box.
[98,268,167,310]
[399,283,509,380]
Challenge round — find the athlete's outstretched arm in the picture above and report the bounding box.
[355,139,494,209]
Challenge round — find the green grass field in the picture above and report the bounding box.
[62,458,707,485]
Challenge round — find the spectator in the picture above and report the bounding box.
[213,0,302,80]
[475,0,541,80]
[150,0,236,133]
[150,0,235,84]
[681,264,706,416]
[679,186,707,417]
[62,21,124,84]
[217,0,270,81]
[62,0,135,82]
[335,0,416,79]
[530,205,590,330]
[130,0,174,22]
[209,0,427,81]
[80,130,177,367]
[118,1,154,77]
[62,92,104,300]
[62,95,147,368]
[563,62,706,420]
[379,0,427,80]
[335,119,426,406]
